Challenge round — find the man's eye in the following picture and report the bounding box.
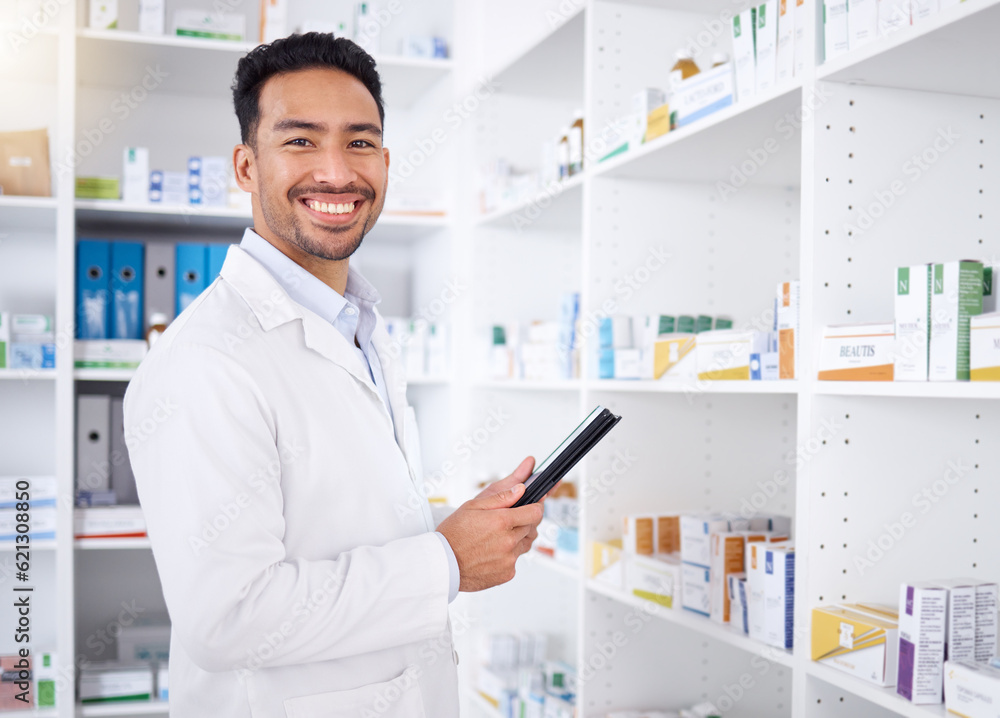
[350,140,374,148]
[287,138,311,147]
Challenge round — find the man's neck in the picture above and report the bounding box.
[253,224,350,297]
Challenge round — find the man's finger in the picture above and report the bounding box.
[475,456,535,499]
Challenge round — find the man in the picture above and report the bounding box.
[124,33,544,717]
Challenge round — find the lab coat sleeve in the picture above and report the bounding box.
[124,343,450,673]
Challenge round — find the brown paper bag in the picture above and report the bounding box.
[0,128,51,197]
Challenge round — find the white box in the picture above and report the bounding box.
[794,0,810,76]
[118,619,170,662]
[970,312,1000,381]
[930,261,984,381]
[911,0,939,21]
[763,545,795,649]
[680,515,729,567]
[945,660,1000,718]
[756,1,779,94]
[260,0,289,43]
[817,322,896,381]
[897,582,948,704]
[79,663,154,702]
[710,532,759,623]
[156,662,168,701]
[848,0,879,48]
[778,281,800,378]
[74,506,147,539]
[696,330,760,381]
[354,2,381,53]
[0,506,56,540]
[74,340,147,369]
[188,156,228,207]
[0,311,9,370]
[89,0,118,29]
[975,583,999,662]
[672,63,735,128]
[681,561,712,617]
[613,348,643,380]
[933,579,978,663]
[631,88,668,144]
[878,0,912,36]
[138,0,165,34]
[729,574,749,633]
[776,0,795,85]
[174,10,246,41]
[746,541,768,642]
[895,264,931,381]
[732,8,757,103]
[0,476,57,508]
[626,554,681,609]
[812,605,899,686]
[824,0,849,61]
[122,147,149,205]
[982,262,1000,314]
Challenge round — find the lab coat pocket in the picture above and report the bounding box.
[283,666,425,718]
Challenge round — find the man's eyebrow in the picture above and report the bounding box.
[345,122,383,138]
[272,118,328,133]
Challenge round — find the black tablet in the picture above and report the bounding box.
[512,405,622,507]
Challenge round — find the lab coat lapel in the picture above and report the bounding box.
[371,314,410,456]
[299,311,382,405]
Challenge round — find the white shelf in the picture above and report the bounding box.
[591,82,804,186]
[0,540,57,551]
[77,701,168,716]
[75,537,151,550]
[0,370,58,381]
[810,380,1000,399]
[818,0,1000,99]
[0,709,58,718]
[471,379,582,392]
[587,379,801,395]
[585,580,796,669]
[466,688,503,718]
[524,551,579,580]
[476,174,584,229]
[0,196,58,231]
[74,368,137,382]
[75,29,452,106]
[805,662,947,717]
[489,7,584,100]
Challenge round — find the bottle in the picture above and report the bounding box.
[556,128,570,181]
[146,312,168,347]
[568,110,584,176]
[711,52,730,68]
[671,49,701,80]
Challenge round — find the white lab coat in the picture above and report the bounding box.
[124,246,458,718]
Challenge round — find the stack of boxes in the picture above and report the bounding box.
[0,313,56,371]
[489,293,579,381]
[825,0,968,62]
[475,633,576,718]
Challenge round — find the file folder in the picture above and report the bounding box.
[77,239,111,339]
[207,244,231,282]
[144,241,176,331]
[111,241,144,340]
[513,406,622,507]
[176,244,207,314]
[110,397,138,505]
[76,394,111,494]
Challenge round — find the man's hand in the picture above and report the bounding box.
[437,457,544,592]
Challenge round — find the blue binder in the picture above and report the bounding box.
[176,244,207,314]
[77,239,111,339]
[111,241,144,339]
[207,244,230,282]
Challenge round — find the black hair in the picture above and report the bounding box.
[232,33,384,149]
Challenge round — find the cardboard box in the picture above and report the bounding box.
[746,542,768,641]
[122,147,149,205]
[672,63,735,129]
[117,619,170,662]
[0,128,51,197]
[89,0,118,29]
[945,660,1000,718]
[812,605,899,686]
[79,662,153,703]
[975,582,999,662]
[763,545,795,649]
[824,0,849,61]
[817,322,895,381]
[795,0,809,76]
[929,261,984,381]
[680,515,729,567]
[138,0,165,34]
[755,1,778,94]
[911,0,939,21]
[632,89,668,144]
[710,533,758,623]
[627,553,681,608]
[650,334,696,379]
[730,574,749,633]
[681,561,712,616]
[848,0,879,48]
[776,0,795,85]
[878,0,912,36]
[970,312,1000,381]
[895,264,932,381]
[897,582,948,703]
[777,281,800,379]
[76,176,119,200]
[933,579,978,663]
[74,340,147,369]
[74,506,147,539]
[658,515,680,554]
[732,8,757,103]
[590,539,624,589]
[696,330,761,380]
[623,515,656,555]
[173,10,246,41]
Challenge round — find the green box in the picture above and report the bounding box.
[75,176,120,200]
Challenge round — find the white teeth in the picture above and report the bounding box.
[307,200,356,215]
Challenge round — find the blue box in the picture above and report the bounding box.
[111,241,144,339]
[77,239,111,339]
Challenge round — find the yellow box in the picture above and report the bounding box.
[812,605,899,687]
[644,104,671,142]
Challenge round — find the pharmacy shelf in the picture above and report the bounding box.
[0,196,58,231]
[471,379,583,392]
[591,82,804,187]
[77,701,168,716]
[585,579,797,669]
[810,380,1000,399]
[818,0,1000,99]
[489,6,584,100]
[466,688,503,718]
[524,550,580,581]
[73,368,136,382]
[75,29,452,107]
[475,174,584,229]
[0,369,58,381]
[805,662,947,718]
[0,709,58,718]
[587,379,801,395]
[0,540,57,551]
[599,0,743,11]
[74,537,151,550]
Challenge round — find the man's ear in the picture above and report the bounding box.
[233,144,256,193]
[382,147,390,193]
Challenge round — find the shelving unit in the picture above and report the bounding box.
[77,701,168,717]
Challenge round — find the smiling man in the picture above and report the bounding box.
[124,34,543,718]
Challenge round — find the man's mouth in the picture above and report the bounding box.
[299,196,365,221]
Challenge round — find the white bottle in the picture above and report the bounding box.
[354,2,381,53]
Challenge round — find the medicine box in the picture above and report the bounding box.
[777,281,800,378]
[897,582,948,703]
[755,1,778,95]
[911,0,939,21]
[680,515,729,567]
[74,506,147,539]
[729,574,749,633]
[878,0,913,36]
[623,515,656,555]
[122,147,149,205]
[763,545,795,649]
[80,662,154,703]
[795,0,810,76]
[681,561,712,616]
[975,582,998,661]
[895,264,932,381]
[138,0,165,34]
[848,0,878,48]
[775,0,795,85]
[89,0,118,29]
[933,579,978,663]
[173,10,246,41]
[812,605,899,686]
[627,553,681,608]
[746,542,768,642]
[658,515,680,554]
[117,619,170,663]
[944,660,1000,718]
[590,539,623,589]
[929,260,983,381]
[817,322,895,381]
[732,9,756,103]
[696,330,759,380]
[672,63,735,129]
[709,532,757,623]
[970,312,1000,381]
[0,312,7,369]
[74,340,147,369]
[650,334,696,379]
[824,0,849,61]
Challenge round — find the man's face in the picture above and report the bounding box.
[239,67,389,262]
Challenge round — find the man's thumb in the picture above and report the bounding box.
[479,482,524,509]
